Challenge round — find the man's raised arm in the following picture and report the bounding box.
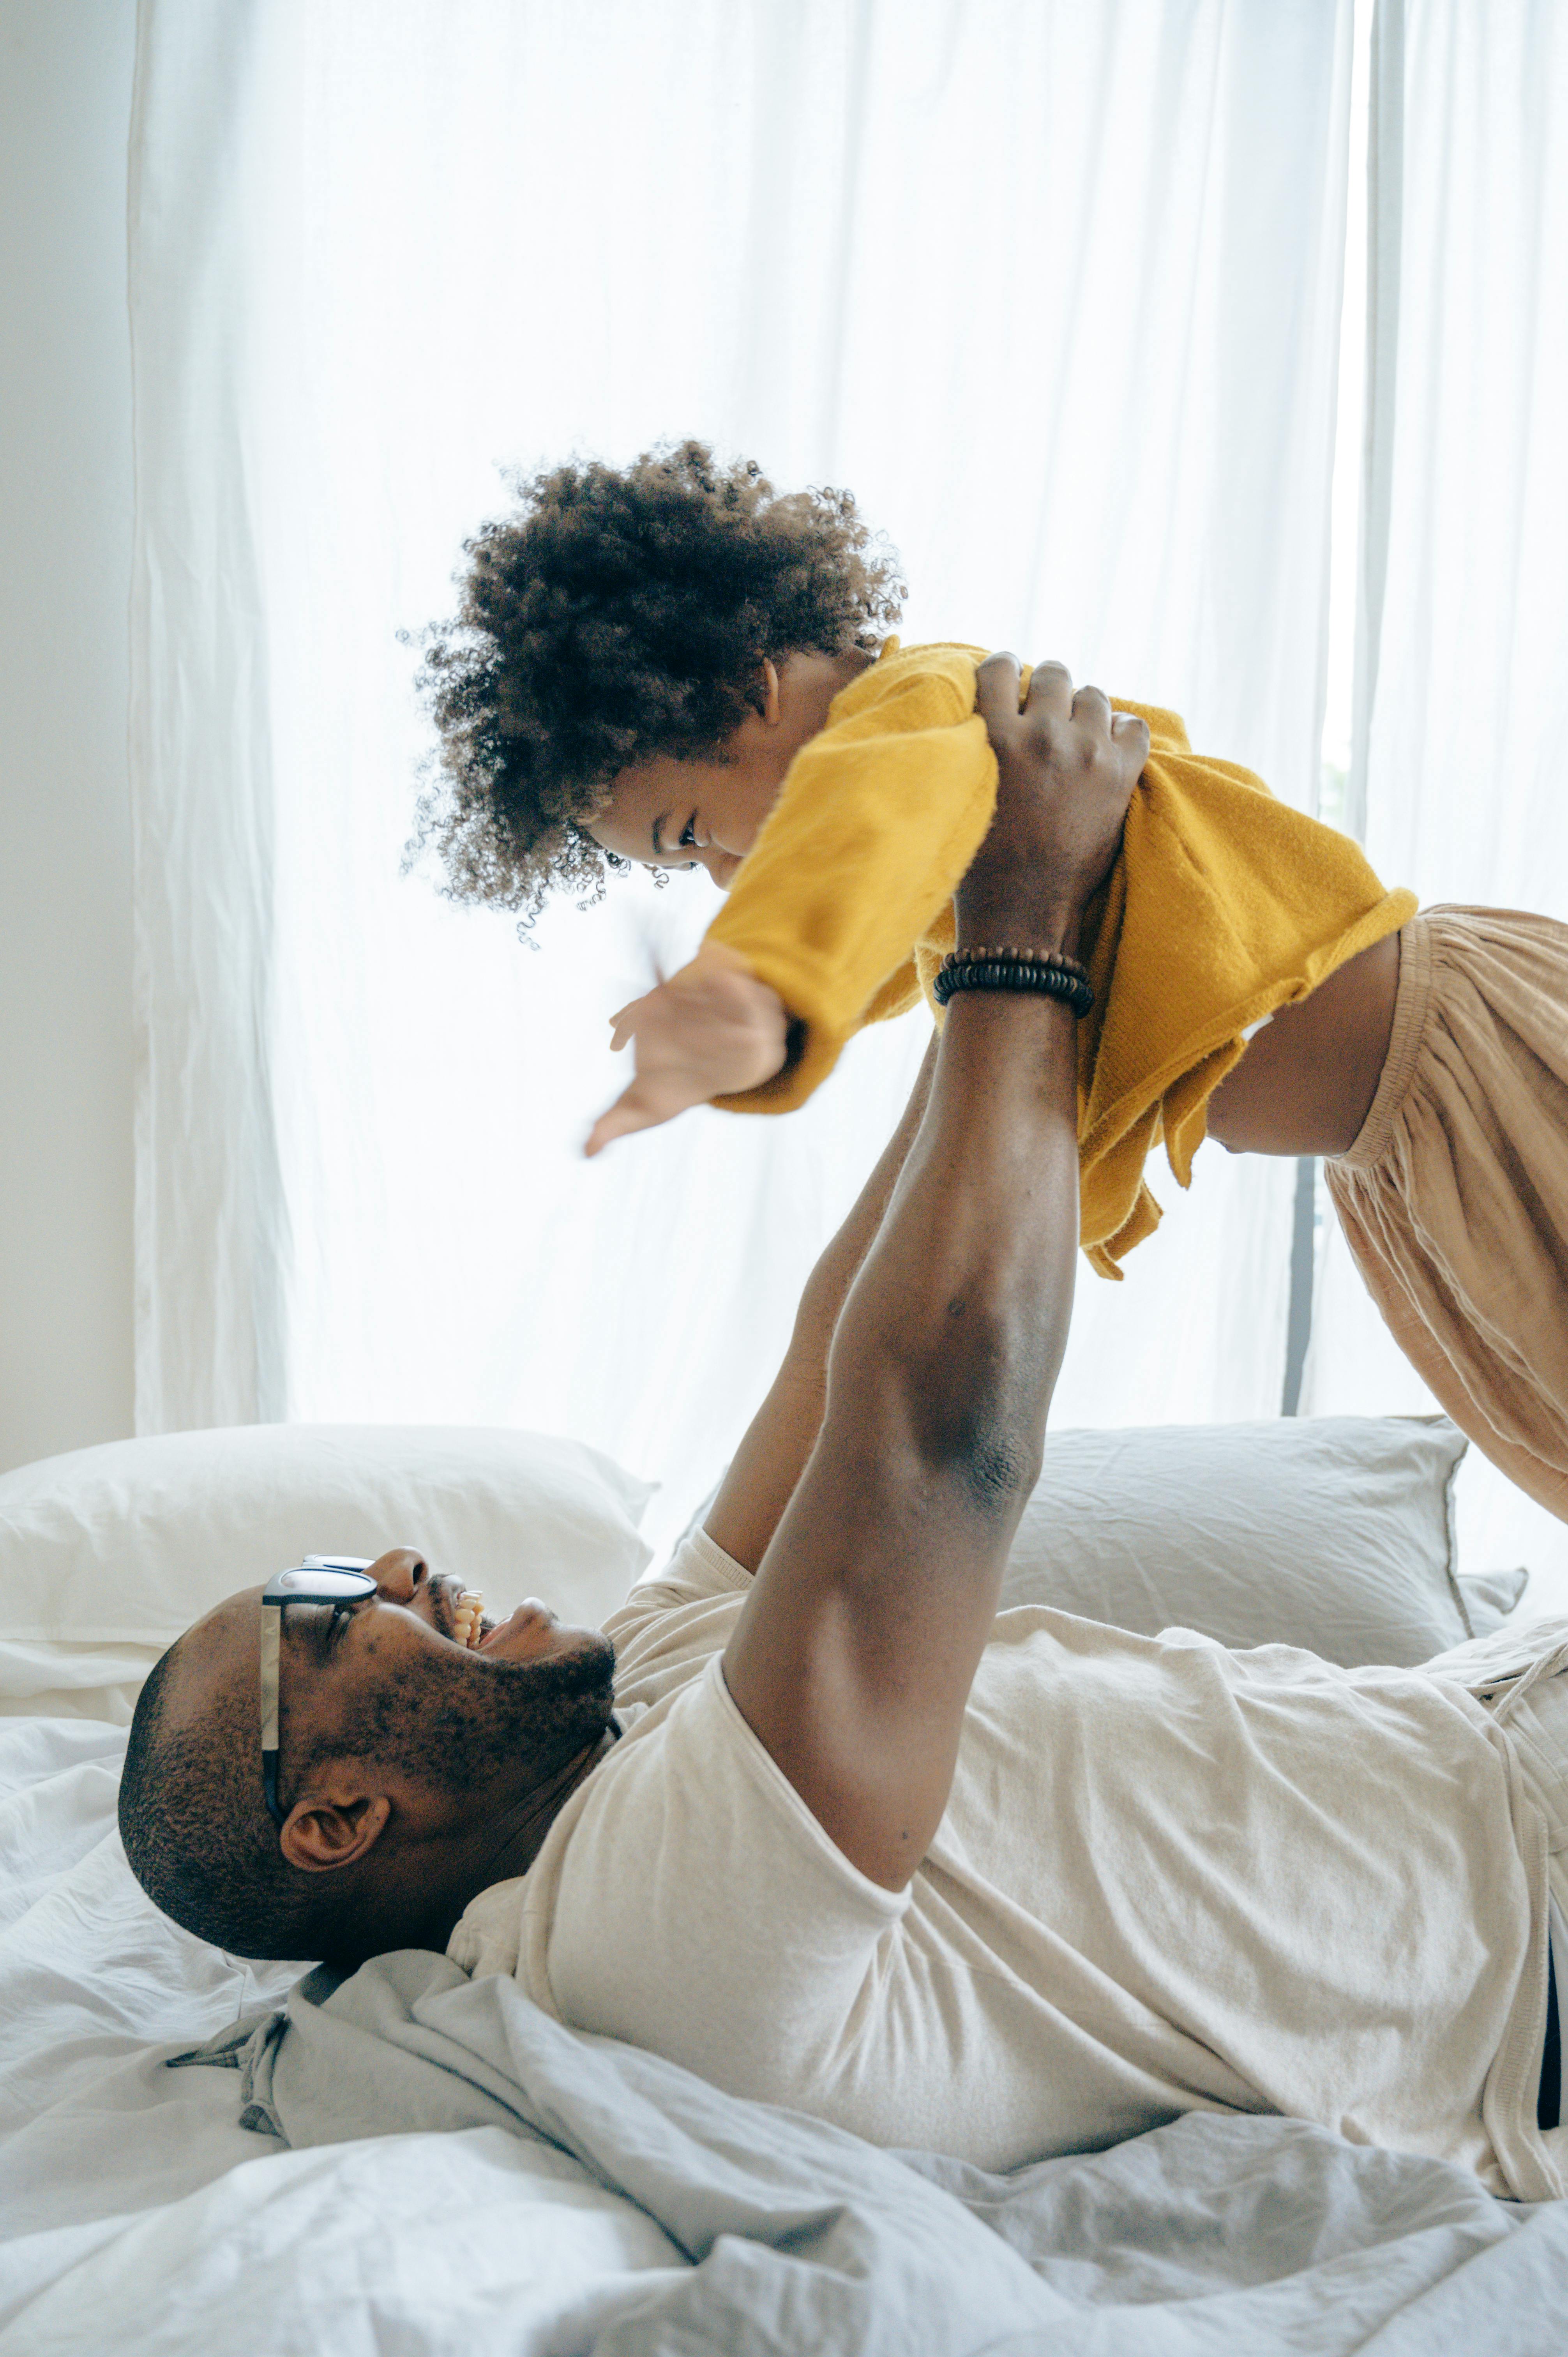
[723,661,1148,1890]
[703,1031,936,1577]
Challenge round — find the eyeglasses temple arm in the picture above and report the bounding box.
[260,1603,283,1827]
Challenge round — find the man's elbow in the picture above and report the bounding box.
[899,1378,1045,1520]
[946,1415,1043,1518]
[831,1321,1049,1518]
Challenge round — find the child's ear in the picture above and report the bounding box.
[758,658,782,726]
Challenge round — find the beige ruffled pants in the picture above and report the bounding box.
[1327,907,1568,1522]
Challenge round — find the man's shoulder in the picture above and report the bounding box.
[447,1655,739,1986]
[603,1526,751,1705]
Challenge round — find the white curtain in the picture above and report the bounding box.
[1302,0,1568,1606]
[129,0,1354,1547]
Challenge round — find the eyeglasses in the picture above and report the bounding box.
[260,1558,377,1829]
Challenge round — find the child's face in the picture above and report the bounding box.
[585,735,783,891]
[584,650,867,889]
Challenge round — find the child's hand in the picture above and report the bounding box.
[585,942,791,1156]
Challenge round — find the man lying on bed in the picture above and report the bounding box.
[117,662,1568,2202]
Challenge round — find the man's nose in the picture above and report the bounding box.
[367,1547,429,1603]
[705,848,743,890]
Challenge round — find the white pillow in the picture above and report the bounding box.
[0,1426,655,1714]
[0,1638,171,1725]
[1457,1562,1530,1637]
[675,1413,1513,1670]
[999,1415,1478,1667]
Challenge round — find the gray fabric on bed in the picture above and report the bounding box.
[177,1950,1568,2356]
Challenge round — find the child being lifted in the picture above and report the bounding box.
[415,440,1568,1521]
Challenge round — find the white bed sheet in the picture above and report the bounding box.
[0,1717,683,2354]
[6,1714,1566,2357]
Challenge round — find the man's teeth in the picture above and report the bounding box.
[452,1591,484,1649]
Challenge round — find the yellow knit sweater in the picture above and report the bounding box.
[704,641,1416,1276]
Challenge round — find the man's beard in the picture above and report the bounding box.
[323,1632,617,1801]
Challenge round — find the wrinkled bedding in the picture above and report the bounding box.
[3,1716,1566,2355]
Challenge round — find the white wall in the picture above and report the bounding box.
[0,0,139,1471]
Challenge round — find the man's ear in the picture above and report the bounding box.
[279,1776,392,1875]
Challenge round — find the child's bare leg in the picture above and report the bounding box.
[1206,932,1402,1158]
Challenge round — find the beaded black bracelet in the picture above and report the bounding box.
[933,947,1095,1018]
[943,942,1091,979]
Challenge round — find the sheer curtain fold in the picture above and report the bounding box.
[1303,0,1568,1606]
[129,0,1353,1543]
[1351,0,1568,915]
[128,1,293,1430]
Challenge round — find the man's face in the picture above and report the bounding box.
[172,1548,616,1855]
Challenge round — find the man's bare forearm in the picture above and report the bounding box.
[823,986,1079,1551]
[792,1033,939,1362]
[725,972,1081,1887]
[706,1034,938,1571]
[722,661,1145,1889]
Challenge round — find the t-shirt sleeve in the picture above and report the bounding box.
[600,1525,752,1657]
[701,654,998,1111]
[536,1656,908,2093]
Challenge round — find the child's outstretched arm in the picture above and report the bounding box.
[586,648,999,1152]
[584,941,790,1156]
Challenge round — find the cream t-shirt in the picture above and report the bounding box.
[450,1529,1560,2197]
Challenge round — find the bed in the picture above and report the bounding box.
[2,1416,1563,2354]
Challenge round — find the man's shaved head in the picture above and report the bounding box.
[118,1561,617,1966]
[118,1617,335,1961]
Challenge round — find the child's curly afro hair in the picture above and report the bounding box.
[410,440,905,922]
